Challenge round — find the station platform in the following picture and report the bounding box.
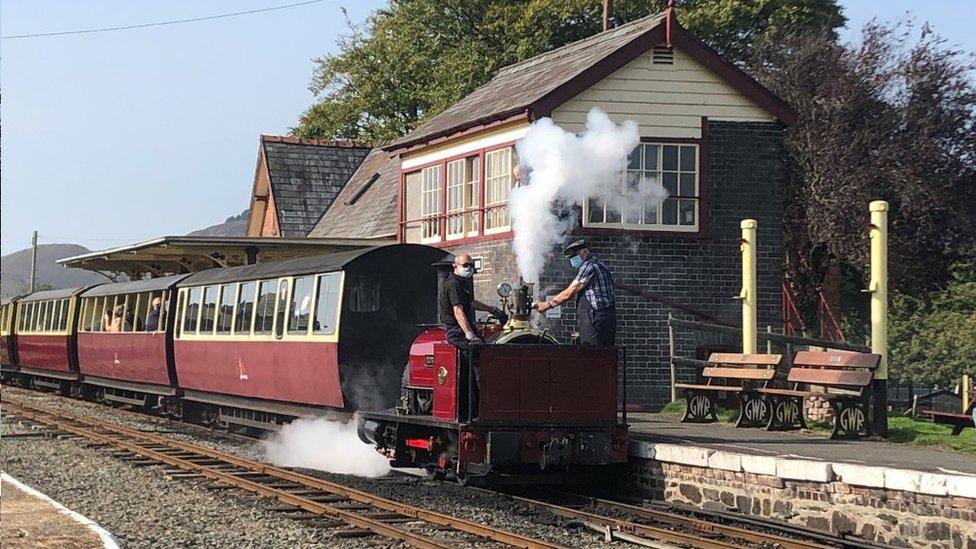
[624,413,976,547]
[1,473,118,549]
[626,413,976,476]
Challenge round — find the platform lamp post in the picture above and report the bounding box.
[737,219,758,354]
[868,201,889,437]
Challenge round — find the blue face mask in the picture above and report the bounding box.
[570,255,584,269]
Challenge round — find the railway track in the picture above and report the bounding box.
[1,396,559,549]
[2,389,885,549]
[470,488,886,549]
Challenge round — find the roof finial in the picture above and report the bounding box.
[665,0,676,47]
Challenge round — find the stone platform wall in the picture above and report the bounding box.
[629,443,976,548]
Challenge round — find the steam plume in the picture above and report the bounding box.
[511,108,667,282]
[261,417,391,478]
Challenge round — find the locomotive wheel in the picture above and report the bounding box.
[424,465,446,481]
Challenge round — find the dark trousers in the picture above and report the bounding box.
[445,326,479,419]
[578,297,616,346]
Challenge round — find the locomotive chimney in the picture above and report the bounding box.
[513,278,534,322]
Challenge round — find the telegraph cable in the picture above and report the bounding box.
[1,0,325,40]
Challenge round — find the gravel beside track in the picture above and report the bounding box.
[1,388,608,548]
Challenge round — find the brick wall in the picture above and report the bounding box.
[444,121,786,409]
[631,459,976,548]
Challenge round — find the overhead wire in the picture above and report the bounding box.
[1,0,325,40]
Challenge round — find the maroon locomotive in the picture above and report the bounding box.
[358,278,629,483]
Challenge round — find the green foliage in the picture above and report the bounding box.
[888,415,976,455]
[751,21,976,297]
[293,0,844,140]
[889,263,976,387]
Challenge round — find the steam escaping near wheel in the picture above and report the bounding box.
[260,417,391,478]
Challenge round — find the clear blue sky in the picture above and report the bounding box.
[2,1,973,253]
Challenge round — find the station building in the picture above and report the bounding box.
[244,10,795,408]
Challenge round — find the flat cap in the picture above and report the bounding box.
[562,239,588,257]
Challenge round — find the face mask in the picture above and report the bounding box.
[570,255,584,269]
[457,266,474,278]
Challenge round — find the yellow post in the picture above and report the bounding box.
[963,374,970,413]
[868,200,889,436]
[739,219,757,354]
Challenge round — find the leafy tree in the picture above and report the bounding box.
[749,21,976,326]
[889,263,976,387]
[293,0,844,140]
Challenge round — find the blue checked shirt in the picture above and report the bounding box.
[573,255,615,310]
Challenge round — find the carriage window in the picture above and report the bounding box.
[24,303,35,331]
[215,284,236,334]
[288,276,314,335]
[253,281,277,334]
[200,286,218,334]
[47,301,58,331]
[349,274,381,312]
[120,295,133,332]
[157,291,168,332]
[313,273,341,335]
[58,299,69,331]
[89,298,101,333]
[39,302,50,332]
[175,291,185,338]
[79,300,91,332]
[274,279,288,339]
[235,282,256,335]
[183,287,202,334]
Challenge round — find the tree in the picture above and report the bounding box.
[890,263,976,387]
[293,0,844,140]
[749,21,976,329]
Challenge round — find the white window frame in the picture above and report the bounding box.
[419,165,442,243]
[445,156,480,240]
[583,142,700,232]
[484,147,514,234]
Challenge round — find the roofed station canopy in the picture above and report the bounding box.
[58,235,394,279]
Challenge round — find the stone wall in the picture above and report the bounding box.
[443,120,786,409]
[629,445,976,548]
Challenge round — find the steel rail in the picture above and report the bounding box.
[2,397,563,549]
[468,487,746,549]
[573,493,831,549]
[3,400,450,549]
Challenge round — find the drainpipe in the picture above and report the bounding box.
[737,219,758,354]
[868,200,889,437]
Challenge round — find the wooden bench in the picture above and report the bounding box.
[759,350,881,439]
[674,353,782,428]
[925,400,975,436]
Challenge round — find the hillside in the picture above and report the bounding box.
[0,243,110,299]
[187,209,248,237]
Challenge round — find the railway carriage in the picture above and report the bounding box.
[13,287,87,392]
[1,297,20,377]
[172,244,445,429]
[75,275,185,411]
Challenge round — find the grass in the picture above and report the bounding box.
[657,398,976,455]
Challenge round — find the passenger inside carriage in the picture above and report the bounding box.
[106,305,124,332]
[145,296,162,331]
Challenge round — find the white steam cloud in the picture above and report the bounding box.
[510,108,668,282]
[261,417,391,478]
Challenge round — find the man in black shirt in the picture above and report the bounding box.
[439,253,504,350]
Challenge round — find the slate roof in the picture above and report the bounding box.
[306,148,399,240]
[385,13,667,150]
[261,135,372,237]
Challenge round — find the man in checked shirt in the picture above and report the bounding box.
[533,239,617,346]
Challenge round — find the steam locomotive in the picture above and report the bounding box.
[359,268,628,482]
[0,244,628,482]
